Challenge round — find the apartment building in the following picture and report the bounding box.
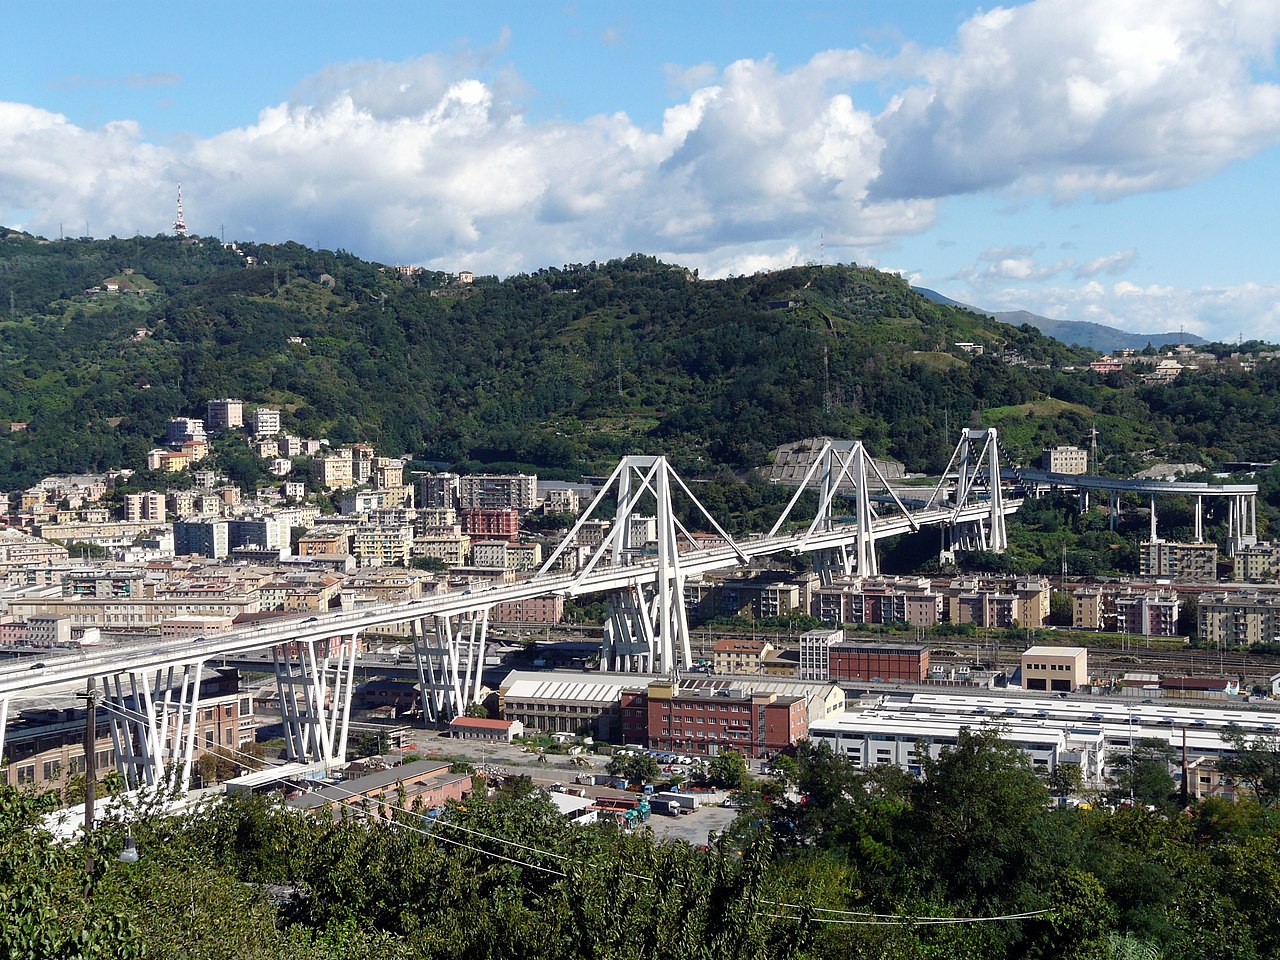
[811,575,942,626]
[372,457,404,489]
[174,520,229,559]
[460,508,519,542]
[250,407,281,437]
[124,491,167,523]
[1115,591,1181,637]
[206,398,244,432]
[314,453,355,490]
[942,576,1050,628]
[1198,590,1280,648]
[165,417,207,445]
[1140,540,1218,580]
[351,525,414,567]
[1073,585,1181,636]
[492,595,564,623]
[1041,445,1089,475]
[711,638,775,676]
[1234,541,1280,583]
[419,472,460,510]
[457,474,537,512]
[412,529,471,567]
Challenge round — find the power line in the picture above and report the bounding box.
[88,707,1051,927]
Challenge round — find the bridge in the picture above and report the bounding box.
[0,431,1019,789]
[1006,467,1258,551]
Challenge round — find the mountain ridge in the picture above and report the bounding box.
[914,286,1205,353]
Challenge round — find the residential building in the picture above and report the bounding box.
[146,449,189,472]
[811,575,941,626]
[492,595,564,623]
[351,525,414,567]
[9,593,262,628]
[250,407,281,437]
[460,508,519,542]
[1234,541,1280,582]
[206,399,244,432]
[1140,540,1218,580]
[372,457,404,489]
[712,638,775,676]
[419,472,460,510]
[457,474,537,512]
[1114,591,1181,637]
[165,417,207,445]
[123,491,166,523]
[1072,587,1102,630]
[0,530,69,566]
[543,487,581,514]
[942,576,1050,628]
[297,528,352,557]
[1198,590,1280,648]
[412,529,470,567]
[1020,645,1088,693]
[174,520,230,559]
[314,453,355,490]
[1042,445,1089,475]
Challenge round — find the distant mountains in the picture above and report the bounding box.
[915,287,1205,354]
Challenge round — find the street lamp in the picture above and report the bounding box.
[119,827,139,864]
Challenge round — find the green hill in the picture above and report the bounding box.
[0,228,1277,491]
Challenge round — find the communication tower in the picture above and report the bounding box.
[173,183,187,236]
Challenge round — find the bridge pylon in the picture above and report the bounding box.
[540,456,746,674]
[271,633,359,766]
[410,610,488,722]
[767,440,918,585]
[928,427,1009,556]
[98,663,206,792]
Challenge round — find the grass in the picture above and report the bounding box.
[910,350,968,371]
[983,398,1095,421]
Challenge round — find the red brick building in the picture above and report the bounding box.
[620,680,807,759]
[460,508,519,542]
[825,643,929,682]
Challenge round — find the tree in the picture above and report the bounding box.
[706,750,749,789]
[1046,761,1084,797]
[1108,738,1176,810]
[606,753,659,786]
[1218,728,1280,806]
[464,703,489,719]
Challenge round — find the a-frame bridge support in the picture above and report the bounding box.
[540,456,746,675]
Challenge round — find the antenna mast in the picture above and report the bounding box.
[173,183,187,236]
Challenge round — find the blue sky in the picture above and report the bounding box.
[4,0,1280,341]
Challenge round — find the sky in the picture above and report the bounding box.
[3,0,1280,342]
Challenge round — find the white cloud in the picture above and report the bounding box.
[970,279,1280,343]
[0,0,1278,337]
[1074,248,1137,277]
[873,0,1280,201]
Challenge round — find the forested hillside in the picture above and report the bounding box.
[1,228,1277,491]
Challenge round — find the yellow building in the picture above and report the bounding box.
[1020,645,1088,693]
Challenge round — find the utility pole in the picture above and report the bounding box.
[80,678,98,894]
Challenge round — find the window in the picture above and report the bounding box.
[17,765,35,785]
[42,760,62,781]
